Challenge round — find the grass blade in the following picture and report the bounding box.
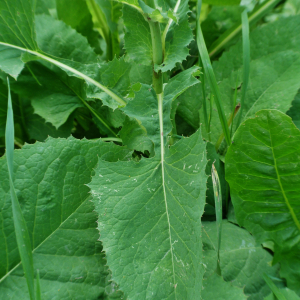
[212,163,222,276]
[208,0,281,58]
[236,9,250,128]
[196,0,231,146]
[36,270,41,300]
[5,78,35,300]
[263,273,287,300]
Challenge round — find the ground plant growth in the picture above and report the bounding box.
[0,0,300,299]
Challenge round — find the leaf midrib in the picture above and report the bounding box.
[158,93,177,298]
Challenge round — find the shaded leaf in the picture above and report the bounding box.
[203,221,279,300]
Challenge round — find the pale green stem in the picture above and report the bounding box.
[148,20,164,94]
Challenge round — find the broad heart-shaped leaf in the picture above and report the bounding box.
[202,221,279,300]
[0,137,132,299]
[202,273,247,300]
[195,15,300,145]
[89,129,207,299]
[225,110,300,272]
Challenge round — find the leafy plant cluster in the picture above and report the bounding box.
[0,0,300,299]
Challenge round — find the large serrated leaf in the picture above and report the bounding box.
[89,129,207,299]
[0,137,131,299]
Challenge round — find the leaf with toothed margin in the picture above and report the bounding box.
[0,137,132,299]
[121,66,200,154]
[123,0,193,72]
[89,128,207,300]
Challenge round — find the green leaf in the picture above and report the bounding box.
[0,45,25,79]
[226,109,300,262]
[200,15,300,146]
[5,78,35,300]
[280,254,300,295]
[201,273,247,300]
[0,137,131,299]
[158,0,193,72]
[89,129,207,299]
[122,67,200,152]
[123,4,152,66]
[35,14,99,64]
[56,0,102,55]
[203,0,240,5]
[202,221,279,300]
[119,116,154,154]
[0,0,37,49]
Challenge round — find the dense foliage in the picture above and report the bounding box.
[0,0,300,299]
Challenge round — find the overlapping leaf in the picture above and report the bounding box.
[0,137,131,299]
[179,16,300,146]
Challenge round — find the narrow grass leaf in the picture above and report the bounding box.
[36,270,41,300]
[263,273,287,300]
[211,163,222,275]
[236,9,250,128]
[5,78,35,300]
[196,0,231,146]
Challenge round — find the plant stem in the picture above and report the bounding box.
[215,103,240,152]
[236,9,250,128]
[148,20,164,94]
[199,58,209,139]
